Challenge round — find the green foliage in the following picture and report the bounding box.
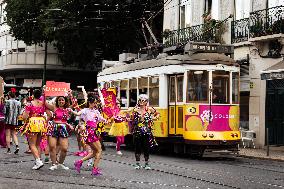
[5,0,164,68]
[201,12,226,43]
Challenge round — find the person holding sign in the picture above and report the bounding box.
[22,89,46,170]
[73,94,107,176]
[45,94,73,171]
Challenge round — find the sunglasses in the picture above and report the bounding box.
[138,99,148,103]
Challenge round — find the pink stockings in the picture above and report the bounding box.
[116,136,124,151]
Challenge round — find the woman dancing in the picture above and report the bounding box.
[45,95,73,170]
[131,94,159,170]
[74,94,107,175]
[22,89,46,170]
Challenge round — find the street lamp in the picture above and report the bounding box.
[41,8,65,87]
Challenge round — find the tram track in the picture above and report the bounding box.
[102,152,284,188]
[102,155,240,189]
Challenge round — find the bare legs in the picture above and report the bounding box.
[27,133,41,159]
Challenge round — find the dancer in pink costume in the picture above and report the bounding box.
[73,94,107,175]
[109,99,129,155]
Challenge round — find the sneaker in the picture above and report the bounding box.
[49,164,58,170]
[58,163,69,170]
[14,148,19,155]
[134,163,141,170]
[6,150,11,154]
[32,160,44,170]
[144,163,151,170]
[116,151,122,155]
[74,160,83,173]
[87,159,93,167]
[91,167,102,176]
[44,157,50,164]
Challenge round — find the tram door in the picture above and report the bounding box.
[169,75,184,135]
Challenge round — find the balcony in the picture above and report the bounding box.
[249,6,284,39]
[231,18,249,44]
[164,24,218,48]
[231,6,284,44]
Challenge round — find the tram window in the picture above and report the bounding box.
[149,77,159,106]
[212,71,230,104]
[177,76,184,102]
[110,81,119,88]
[120,80,128,108]
[187,71,208,102]
[129,78,137,107]
[170,77,176,103]
[232,72,239,104]
[138,77,148,96]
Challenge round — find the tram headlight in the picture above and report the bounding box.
[209,134,214,138]
[231,133,235,137]
[234,133,238,137]
[202,133,207,138]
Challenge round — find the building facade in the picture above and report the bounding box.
[0,1,98,90]
[163,0,284,147]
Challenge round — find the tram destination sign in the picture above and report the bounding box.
[185,42,234,55]
[261,72,284,80]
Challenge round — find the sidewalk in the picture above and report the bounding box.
[238,146,284,161]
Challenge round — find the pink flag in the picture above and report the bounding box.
[101,87,118,118]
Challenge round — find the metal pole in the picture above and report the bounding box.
[42,41,47,87]
[266,128,269,156]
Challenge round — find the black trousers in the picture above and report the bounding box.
[134,134,150,162]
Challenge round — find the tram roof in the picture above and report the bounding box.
[98,52,236,76]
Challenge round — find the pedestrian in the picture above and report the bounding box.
[131,94,159,170]
[22,89,46,169]
[0,97,6,148]
[45,94,74,171]
[109,99,129,155]
[5,91,21,154]
[74,94,107,176]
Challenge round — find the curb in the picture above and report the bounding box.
[237,154,284,162]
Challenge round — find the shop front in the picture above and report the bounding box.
[261,60,284,146]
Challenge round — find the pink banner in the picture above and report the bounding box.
[185,105,239,131]
[101,88,119,118]
[45,81,70,97]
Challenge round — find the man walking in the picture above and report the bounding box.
[5,91,21,154]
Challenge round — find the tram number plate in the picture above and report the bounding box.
[186,104,199,115]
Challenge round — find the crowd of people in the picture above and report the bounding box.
[0,87,160,176]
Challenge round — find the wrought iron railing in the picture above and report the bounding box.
[231,18,249,43]
[249,5,284,38]
[164,23,219,48]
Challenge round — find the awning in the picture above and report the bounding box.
[261,60,284,80]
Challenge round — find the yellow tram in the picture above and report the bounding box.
[98,42,240,157]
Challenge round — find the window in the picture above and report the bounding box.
[212,71,230,104]
[120,80,128,108]
[235,0,251,20]
[129,78,137,107]
[205,0,219,20]
[180,5,186,29]
[177,76,184,102]
[268,0,284,8]
[149,77,159,106]
[232,72,239,104]
[138,77,148,95]
[187,71,208,102]
[170,76,176,103]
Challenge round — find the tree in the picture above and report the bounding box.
[5,0,164,68]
